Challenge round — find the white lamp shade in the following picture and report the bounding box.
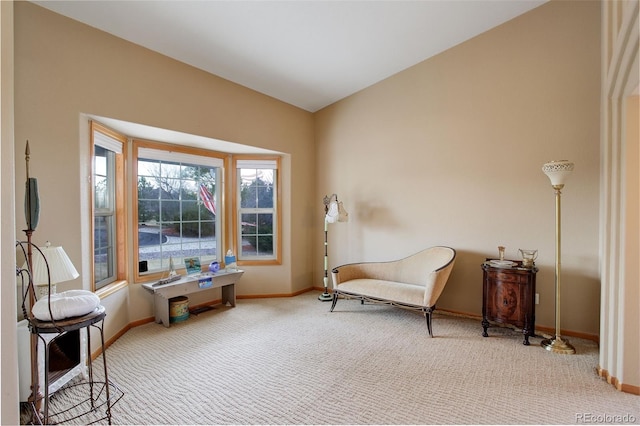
[337,201,348,222]
[325,200,339,223]
[325,200,349,223]
[542,160,574,187]
[22,243,79,285]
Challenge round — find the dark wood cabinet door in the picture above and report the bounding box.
[492,279,522,324]
[482,260,537,345]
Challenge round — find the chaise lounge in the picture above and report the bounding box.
[330,246,456,337]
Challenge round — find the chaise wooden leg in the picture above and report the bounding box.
[424,309,433,337]
[330,293,339,312]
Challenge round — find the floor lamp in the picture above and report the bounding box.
[541,160,576,354]
[319,194,347,301]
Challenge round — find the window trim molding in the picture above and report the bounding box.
[132,138,228,283]
[90,121,128,292]
[232,155,282,266]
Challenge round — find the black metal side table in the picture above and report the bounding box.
[29,305,121,424]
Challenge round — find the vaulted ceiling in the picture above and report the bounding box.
[32,0,548,112]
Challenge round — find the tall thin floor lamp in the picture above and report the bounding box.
[541,160,576,354]
[319,194,348,301]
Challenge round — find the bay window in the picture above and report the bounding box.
[90,120,282,287]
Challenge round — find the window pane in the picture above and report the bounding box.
[200,222,215,241]
[138,160,160,178]
[139,226,163,248]
[163,222,180,238]
[257,169,273,184]
[200,203,215,217]
[94,247,112,282]
[139,200,159,223]
[137,154,220,275]
[257,213,273,235]
[161,162,181,178]
[256,235,274,256]
[241,213,257,234]
[181,180,198,201]
[240,185,257,208]
[94,216,114,283]
[161,200,181,222]
[182,200,200,227]
[94,145,111,210]
[159,178,180,200]
[95,146,107,175]
[181,164,199,179]
[94,175,108,209]
[241,236,257,256]
[240,169,258,186]
[257,186,273,208]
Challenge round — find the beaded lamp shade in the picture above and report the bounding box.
[542,160,574,187]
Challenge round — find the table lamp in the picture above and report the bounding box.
[23,241,79,299]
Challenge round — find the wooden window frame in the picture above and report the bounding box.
[233,156,282,266]
[132,139,226,283]
[90,121,127,295]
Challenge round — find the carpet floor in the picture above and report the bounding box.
[47,291,639,425]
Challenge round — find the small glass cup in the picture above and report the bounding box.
[498,246,505,261]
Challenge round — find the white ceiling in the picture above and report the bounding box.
[32,0,547,113]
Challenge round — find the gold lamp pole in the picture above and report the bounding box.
[541,160,576,354]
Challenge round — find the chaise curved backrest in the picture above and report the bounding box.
[390,246,456,286]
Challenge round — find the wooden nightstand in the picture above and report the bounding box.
[481,259,538,345]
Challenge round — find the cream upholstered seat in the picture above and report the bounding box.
[330,246,456,337]
[31,289,101,321]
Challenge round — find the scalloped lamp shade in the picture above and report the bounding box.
[542,160,574,187]
[22,243,79,285]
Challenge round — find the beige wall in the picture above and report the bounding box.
[1,1,20,423]
[12,2,315,325]
[315,0,601,336]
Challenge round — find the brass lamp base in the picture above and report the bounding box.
[541,336,576,354]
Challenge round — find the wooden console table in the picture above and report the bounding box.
[142,270,244,327]
[481,260,537,345]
